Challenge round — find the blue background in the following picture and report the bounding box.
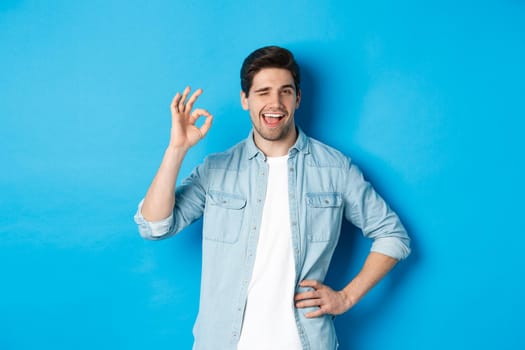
[1,0,524,349]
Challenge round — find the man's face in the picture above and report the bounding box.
[241,68,301,147]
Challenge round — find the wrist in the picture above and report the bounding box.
[166,142,190,155]
[340,287,359,311]
[161,144,190,169]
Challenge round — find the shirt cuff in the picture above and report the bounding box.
[370,236,411,260]
[134,199,174,239]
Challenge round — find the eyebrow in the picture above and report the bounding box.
[253,87,271,93]
[252,84,296,93]
[280,84,295,90]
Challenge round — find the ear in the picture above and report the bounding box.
[240,91,249,110]
[295,89,301,109]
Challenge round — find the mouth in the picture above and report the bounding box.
[261,112,286,128]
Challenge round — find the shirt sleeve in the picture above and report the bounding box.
[343,160,411,260]
[133,162,208,240]
[134,199,174,240]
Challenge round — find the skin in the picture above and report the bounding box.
[141,68,398,319]
[240,67,301,157]
[141,87,212,221]
[294,252,398,318]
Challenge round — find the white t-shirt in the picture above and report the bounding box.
[237,155,302,350]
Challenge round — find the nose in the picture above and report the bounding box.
[269,91,283,106]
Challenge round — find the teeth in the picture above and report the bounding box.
[263,113,284,118]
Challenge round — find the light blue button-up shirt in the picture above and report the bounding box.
[134,128,411,350]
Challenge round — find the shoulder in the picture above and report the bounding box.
[203,139,248,170]
[305,136,351,169]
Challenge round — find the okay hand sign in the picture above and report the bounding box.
[169,86,213,149]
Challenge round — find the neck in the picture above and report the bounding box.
[253,127,298,157]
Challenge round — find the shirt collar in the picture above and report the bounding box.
[245,126,310,160]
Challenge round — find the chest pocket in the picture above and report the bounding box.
[203,190,247,243]
[306,192,344,242]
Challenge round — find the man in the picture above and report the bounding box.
[134,46,411,350]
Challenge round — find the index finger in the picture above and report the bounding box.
[190,108,213,138]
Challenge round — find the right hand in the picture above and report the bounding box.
[169,86,213,149]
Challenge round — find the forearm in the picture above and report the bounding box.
[138,87,212,224]
[295,252,399,317]
[341,252,398,307]
[141,145,188,221]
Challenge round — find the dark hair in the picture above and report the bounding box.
[240,46,300,96]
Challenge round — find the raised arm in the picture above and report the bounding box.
[141,86,213,221]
